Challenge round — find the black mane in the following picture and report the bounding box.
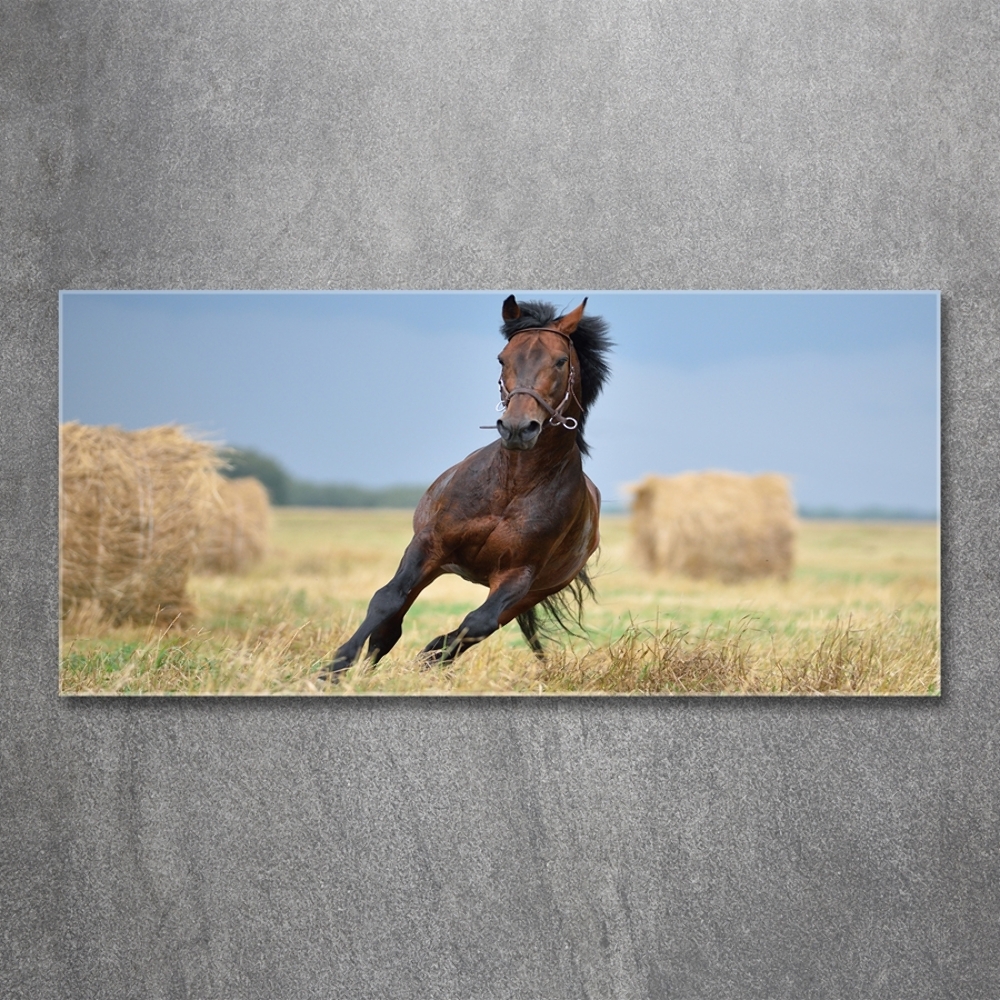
[500,298,613,457]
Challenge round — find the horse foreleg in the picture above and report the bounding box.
[420,569,534,665]
[320,539,438,679]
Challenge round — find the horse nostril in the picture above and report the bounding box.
[497,417,540,448]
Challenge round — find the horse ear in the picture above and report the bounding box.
[502,295,521,322]
[555,297,588,334]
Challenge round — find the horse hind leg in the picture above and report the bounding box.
[516,608,546,660]
[509,580,593,662]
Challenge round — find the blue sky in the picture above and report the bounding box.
[60,290,940,513]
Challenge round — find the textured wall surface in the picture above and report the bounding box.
[3,3,998,997]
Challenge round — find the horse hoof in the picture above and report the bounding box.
[417,650,444,670]
[316,658,350,684]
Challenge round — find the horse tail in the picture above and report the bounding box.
[516,568,596,657]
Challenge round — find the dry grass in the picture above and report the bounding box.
[60,508,940,696]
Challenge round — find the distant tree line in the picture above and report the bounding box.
[798,505,939,521]
[220,448,938,520]
[220,447,426,508]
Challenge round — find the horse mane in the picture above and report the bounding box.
[500,299,613,457]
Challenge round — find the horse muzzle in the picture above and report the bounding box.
[497,416,542,450]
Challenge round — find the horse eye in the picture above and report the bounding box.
[555,357,568,368]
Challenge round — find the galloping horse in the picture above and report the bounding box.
[322,294,612,676]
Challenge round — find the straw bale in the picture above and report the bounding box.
[630,471,797,581]
[60,422,222,625]
[195,475,271,574]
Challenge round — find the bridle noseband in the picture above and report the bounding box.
[490,327,583,432]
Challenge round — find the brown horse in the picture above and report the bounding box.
[322,294,612,677]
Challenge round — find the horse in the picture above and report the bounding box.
[321,294,612,678]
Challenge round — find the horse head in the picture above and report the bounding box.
[495,296,588,451]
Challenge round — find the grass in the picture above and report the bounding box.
[60,508,940,696]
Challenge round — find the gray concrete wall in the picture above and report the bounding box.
[3,3,996,997]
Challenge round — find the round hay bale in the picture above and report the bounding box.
[60,422,222,625]
[195,475,271,574]
[630,471,797,582]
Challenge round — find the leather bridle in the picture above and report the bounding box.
[491,327,583,431]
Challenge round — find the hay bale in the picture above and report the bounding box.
[630,471,797,581]
[60,422,222,625]
[195,475,271,574]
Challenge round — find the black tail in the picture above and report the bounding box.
[516,569,596,658]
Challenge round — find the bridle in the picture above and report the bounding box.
[487,327,583,432]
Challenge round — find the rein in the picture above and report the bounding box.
[481,327,583,432]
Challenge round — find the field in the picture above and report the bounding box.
[60,508,940,696]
